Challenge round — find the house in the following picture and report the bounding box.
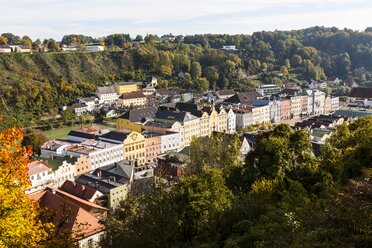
[116,106,158,132]
[86,45,104,52]
[142,120,183,136]
[216,89,235,100]
[77,97,97,111]
[61,45,77,52]
[304,89,326,116]
[26,160,54,194]
[347,87,372,107]
[221,45,237,51]
[68,126,110,142]
[226,108,236,134]
[324,96,332,114]
[256,84,281,97]
[279,99,291,120]
[114,82,142,94]
[60,180,104,204]
[99,131,146,165]
[233,108,253,130]
[9,45,31,53]
[143,132,162,163]
[117,91,147,108]
[71,103,88,116]
[0,45,12,53]
[223,92,263,107]
[29,187,107,247]
[41,140,72,158]
[76,161,133,208]
[96,86,118,103]
[331,97,340,111]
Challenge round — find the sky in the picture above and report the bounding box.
[1,0,372,40]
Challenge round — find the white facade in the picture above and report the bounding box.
[306,90,326,116]
[41,140,71,158]
[86,45,104,52]
[66,140,124,171]
[234,110,253,130]
[251,105,270,124]
[53,161,76,187]
[78,98,97,111]
[78,231,105,248]
[0,45,12,53]
[27,162,54,194]
[256,84,281,97]
[290,96,302,118]
[226,109,236,134]
[331,97,340,111]
[222,45,237,51]
[117,96,147,107]
[160,132,182,153]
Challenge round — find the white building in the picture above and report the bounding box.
[160,131,182,153]
[117,91,147,108]
[222,45,237,51]
[26,161,54,194]
[233,108,253,130]
[290,96,303,118]
[71,103,88,116]
[226,108,236,134]
[41,140,72,158]
[256,84,282,97]
[331,97,340,111]
[66,140,124,171]
[86,45,104,52]
[0,45,12,53]
[61,45,77,52]
[305,89,326,116]
[52,161,76,187]
[96,86,118,103]
[77,97,97,111]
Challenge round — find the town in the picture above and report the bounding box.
[24,76,372,246]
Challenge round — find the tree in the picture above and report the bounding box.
[158,51,173,77]
[0,126,51,247]
[21,35,33,48]
[203,66,219,83]
[134,35,143,41]
[1,33,20,44]
[0,35,7,45]
[22,131,48,155]
[47,39,60,52]
[280,65,289,75]
[284,58,291,69]
[190,61,202,79]
[291,55,302,67]
[192,77,209,92]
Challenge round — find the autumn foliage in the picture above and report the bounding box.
[0,125,51,247]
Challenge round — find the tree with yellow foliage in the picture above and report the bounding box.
[0,123,51,247]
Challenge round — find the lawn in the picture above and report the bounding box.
[42,121,117,140]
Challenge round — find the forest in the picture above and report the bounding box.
[0,26,372,128]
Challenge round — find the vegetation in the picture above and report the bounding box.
[102,117,372,248]
[1,27,372,128]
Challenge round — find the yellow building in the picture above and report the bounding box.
[116,107,158,132]
[114,82,141,94]
[217,107,227,132]
[123,132,146,166]
[99,130,146,165]
[201,106,218,133]
[249,105,271,124]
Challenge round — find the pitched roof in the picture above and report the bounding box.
[119,106,158,123]
[96,161,133,181]
[27,160,51,176]
[143,120,175,128]
[96,86,116,95]
[175,102,199,112]
[120,91,146,100]
[29,188,106,240]
[71,103,87,109]
[68,130,97,140]
[155,109,197,123]
[60,180,99,201]
[217,89,235,96]
[224,92,262,105]
[349,87,372,98]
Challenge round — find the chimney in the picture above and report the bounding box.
[82,185,85,191]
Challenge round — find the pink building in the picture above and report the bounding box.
[280,99,291,120]
[144,133,162,163]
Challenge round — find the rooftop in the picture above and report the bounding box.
[96,86,117,95]
[120,91,147,100]
[119,106,158,123]
[27,160,51,176]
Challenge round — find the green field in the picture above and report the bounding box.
[42,121,116,140]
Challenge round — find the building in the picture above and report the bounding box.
[226,108,236,133]
[331,97,340,111]
[10,45,31,53]
[29,187,107,247]
[324,96,332,114]
[159,131,182,153]
[41,140,72,158]
[223,92,263,107]
[114,82,142,94]
[143,132,162,163]
[347,87,372,107]
[290,96,303,118]
[221,45,237,51]
[96,86,118,103]
[117,91,147,108]
[117,106,158,132]
[216,89,236,100]
[77,97,97,111]
[256,84,282,97]
[280,99,291,120]
[61,45,77,52]
[304,89,326,116]
[249,105,271,124]
[0,45,12,53]
[68,126,110,143]
[26,160,54,194]
[76,161,133,208]
[86,45,104,52]
[60,180,104,204]
[71,103,88,116]
[66,140,124,170]
[252,99,280,123]
[52,160,76,187]
[155,110,199,147]
[233,108,253,130]
[99,131,146,165]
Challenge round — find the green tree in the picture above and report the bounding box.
[192,77,209,92]
[190,61,202,79]
[203,66,219,83]
[22,131,47,155]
